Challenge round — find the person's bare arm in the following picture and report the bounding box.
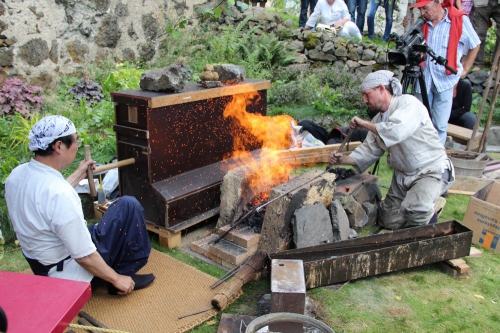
[66,159,95,188]
[329,151,356,166]
[455,0,463,10]
[75,251,135,295]
[461,45,480,78]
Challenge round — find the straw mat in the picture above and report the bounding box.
[65,249,241,333]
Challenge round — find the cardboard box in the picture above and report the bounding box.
[463,181,500,253]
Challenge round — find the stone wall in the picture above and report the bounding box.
[0,0,209,88]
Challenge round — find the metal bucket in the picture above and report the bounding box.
[447,150,488,178]
[245,312,335,333]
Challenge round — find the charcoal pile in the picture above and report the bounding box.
[328,167,356,180]
[242,191,268,233]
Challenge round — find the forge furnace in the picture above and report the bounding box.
[110,80,270,235]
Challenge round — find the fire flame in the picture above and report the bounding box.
[223,91,295,202]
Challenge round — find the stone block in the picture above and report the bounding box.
[362,201,378,227]
[339,195,369,229]
[190,234,218,257]
[352,182,382,205]
[217,225,260,249]
[209,239,248,265]
[329,199,350,241]
[258,170,336,254]
[292,203,333,248]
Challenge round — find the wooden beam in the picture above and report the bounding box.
[449,176,493,195]
[275,142,362,165]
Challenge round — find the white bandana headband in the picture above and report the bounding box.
[28,115,76,151]
[361,70,403,96]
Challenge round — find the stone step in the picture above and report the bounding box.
[217,225,261,248]
[209,239,249,265]
[190,233,218,257]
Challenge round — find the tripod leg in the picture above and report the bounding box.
[418,75,431,118]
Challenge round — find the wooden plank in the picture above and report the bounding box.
[110,80,271,108]
[436,261,467,278]
[446,258,466,267]
[448,189,476,196]
[449,176,492,194]
[447,123,482,149]
[447,124,478,141]
[468,247,483,258]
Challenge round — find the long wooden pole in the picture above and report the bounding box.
[93,158,135,174]
[467,44,500,151]
[84,145,97,197]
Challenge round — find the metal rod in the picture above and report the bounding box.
[178,307,214,320]
[210,257,250,289]
[337,129,353,154]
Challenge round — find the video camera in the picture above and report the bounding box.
[388,18,427,66]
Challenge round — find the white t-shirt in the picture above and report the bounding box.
[306,0,351,28]
[5,158,96,282]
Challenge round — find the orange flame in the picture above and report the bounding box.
[223,91,295,202]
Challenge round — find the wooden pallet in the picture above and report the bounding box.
[146,222,181,249]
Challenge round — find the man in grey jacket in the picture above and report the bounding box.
[329,70,455,229]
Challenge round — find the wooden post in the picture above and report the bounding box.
[84,145,97,197]
[467,44,500,151]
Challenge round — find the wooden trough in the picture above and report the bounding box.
[269,221,472,289]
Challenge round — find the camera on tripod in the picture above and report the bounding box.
[388,18,427,66]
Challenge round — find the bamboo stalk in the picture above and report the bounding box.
[211,251,267,311]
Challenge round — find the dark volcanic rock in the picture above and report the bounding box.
[140,64,193,92]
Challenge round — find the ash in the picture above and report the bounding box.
[242,191,268,233]
[328,167,356,180]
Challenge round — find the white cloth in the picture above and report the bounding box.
[361,70,403,95]
[306,0,351,27]
[28,115,76,151]
[350,94,445,173]
[5,159,95,282]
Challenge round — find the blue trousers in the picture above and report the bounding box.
[347,0,368,33]
[299,0,318,27]
[367,0,395,41]
[88,196,151,276]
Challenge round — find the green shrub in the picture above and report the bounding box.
[102,66,143,95]
[67,78,104,106]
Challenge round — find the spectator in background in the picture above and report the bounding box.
[411,0,480,144]
[367,0,397,42]
[449,79,477,129]
[455,0,475,18]
[347,0,368,33]
[472,0,500,71]
[305,0,363,39]
[243,0,267,7]
[404,0,422,30]
[300,0,318,27]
